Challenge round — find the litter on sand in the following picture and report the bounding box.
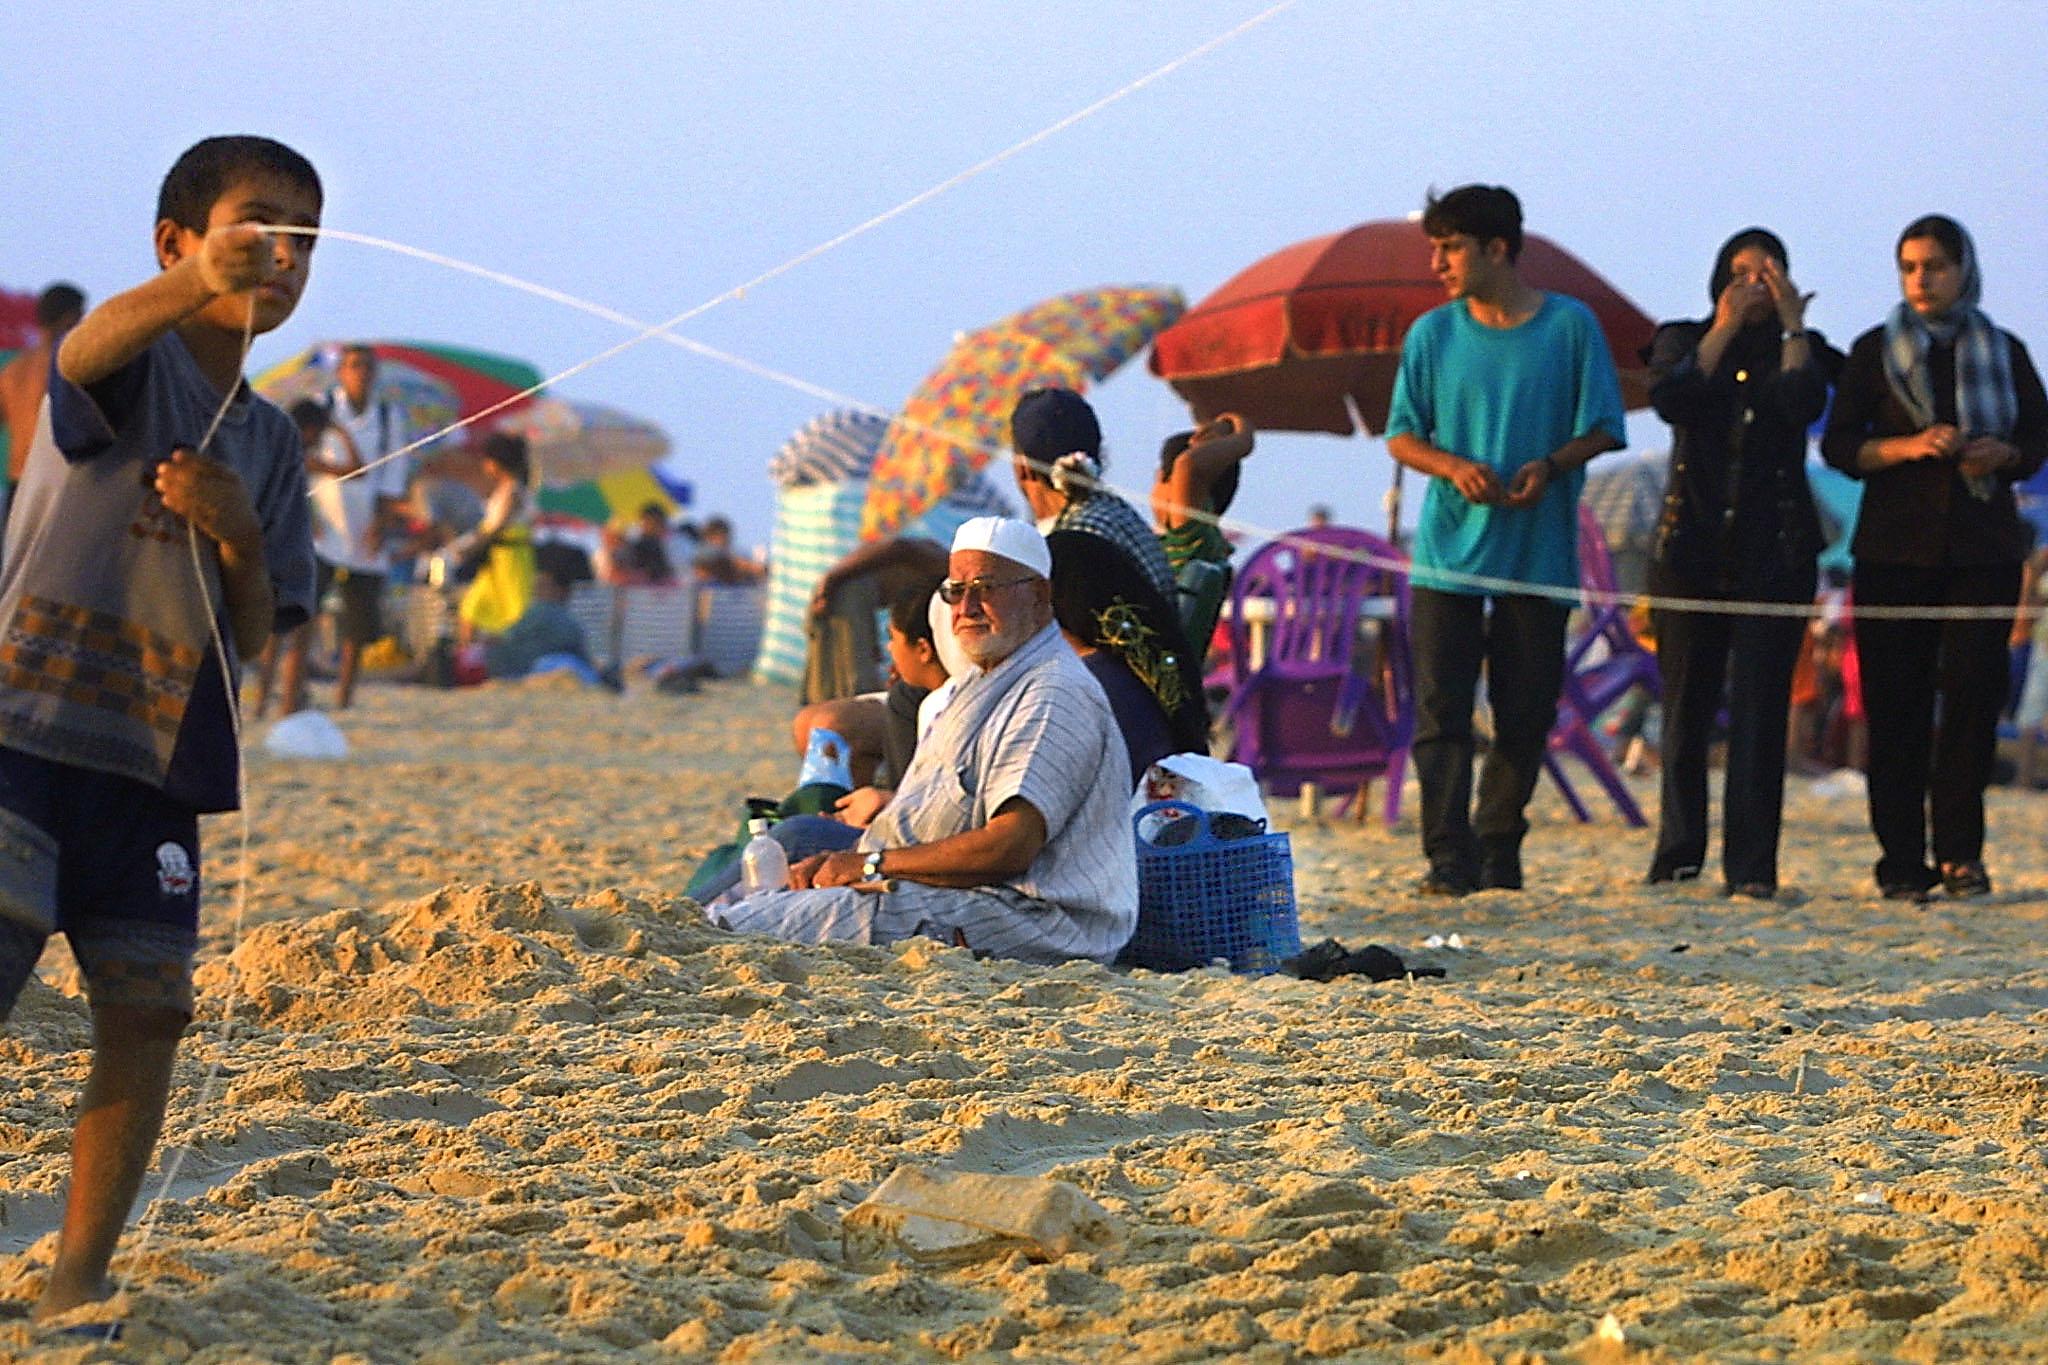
[841,1167,1122,1268]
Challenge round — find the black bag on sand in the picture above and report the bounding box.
[1286,938,1446,982]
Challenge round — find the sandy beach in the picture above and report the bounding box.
[4,676,2047,1362]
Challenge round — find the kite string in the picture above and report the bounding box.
[95,300,263,1329]
[260,0,1302,487]
[71,6,1305,1314]
[267,225,2030,622]
[259,226,2045,622]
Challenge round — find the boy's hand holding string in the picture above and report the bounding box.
[154,446,273,657]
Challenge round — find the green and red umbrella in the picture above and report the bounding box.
[254,339,547,447]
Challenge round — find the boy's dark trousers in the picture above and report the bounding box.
[1650,602,1806,888]
[1409,587,1569,883]
[1852,560,2023,885]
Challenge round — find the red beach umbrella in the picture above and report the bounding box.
[1148,219,1656,436]
[0,288,37,350]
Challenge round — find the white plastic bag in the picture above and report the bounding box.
[842,1167,1121,1268]
[263,710,349,760]
[1132,754,1268,841]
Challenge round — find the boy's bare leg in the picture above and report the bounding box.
[334,640,361,709]
[277,625,309,716]
[33,1004,185,1321]
[250,637,279,718]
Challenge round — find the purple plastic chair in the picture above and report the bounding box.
[1220,526,1414,824]
[1541,505,1659,825]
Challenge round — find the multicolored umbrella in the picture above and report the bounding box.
[860,285,1185,539]
[500,396,670,484]
[536,466,692,528]
[253,339,546,448]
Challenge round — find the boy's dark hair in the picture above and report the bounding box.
[1897,214,1968,266]
[638,500,669,521]
[288,398,330,433]
[888,576,943,645]
[1421,184,1524,262]
[156,135,323,233]
[1157,430,1242,517]
[703,515,733,538]
[35,283,85,329]
[340,342,377,368]
[536,539,595,591]
[481,432,530,486]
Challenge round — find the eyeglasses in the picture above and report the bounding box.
[936,574,1037,605]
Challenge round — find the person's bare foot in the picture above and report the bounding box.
[31,1275,116,1323]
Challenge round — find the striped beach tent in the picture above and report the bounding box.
[754,410,1011,687]
[768,409,890,489]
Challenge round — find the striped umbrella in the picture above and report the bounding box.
[860,285,1185,539]
[770,409,892,489]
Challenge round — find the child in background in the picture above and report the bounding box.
[0,135,321,1323]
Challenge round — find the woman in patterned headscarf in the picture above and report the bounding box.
[1046,530,1209,786]
[1823,215,2048,900]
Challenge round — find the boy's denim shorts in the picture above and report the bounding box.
[0,748,200,1020]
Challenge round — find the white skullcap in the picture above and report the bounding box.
[950,516,1050,579]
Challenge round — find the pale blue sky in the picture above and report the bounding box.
[10,1,2047,551]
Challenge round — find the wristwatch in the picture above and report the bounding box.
[861,849,886,881]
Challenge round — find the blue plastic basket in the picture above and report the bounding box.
[1128,800,1299,974]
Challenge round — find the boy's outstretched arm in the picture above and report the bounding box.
[155,448,274,657]
[58,225,277,388]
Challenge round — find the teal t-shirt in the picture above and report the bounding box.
[1386,293,1626,595]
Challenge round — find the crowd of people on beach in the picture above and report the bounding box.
[0,133,2044,1329]
[758,183,2045,966]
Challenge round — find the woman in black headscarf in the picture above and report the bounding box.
[1644,228,1842,898]
[1822,215,2048,900]
[1046,530,1209,786]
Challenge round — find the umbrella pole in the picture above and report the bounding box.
[1386,465,1403,546]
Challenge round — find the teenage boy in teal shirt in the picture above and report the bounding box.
[1387,184,1626,896]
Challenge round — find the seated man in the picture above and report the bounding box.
[718,517,1136,964]
[601,500,681,585]
[482,565,590,680]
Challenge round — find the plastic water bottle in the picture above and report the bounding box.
[740,818,789,894]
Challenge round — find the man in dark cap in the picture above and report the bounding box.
[1008,386,1175,600]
